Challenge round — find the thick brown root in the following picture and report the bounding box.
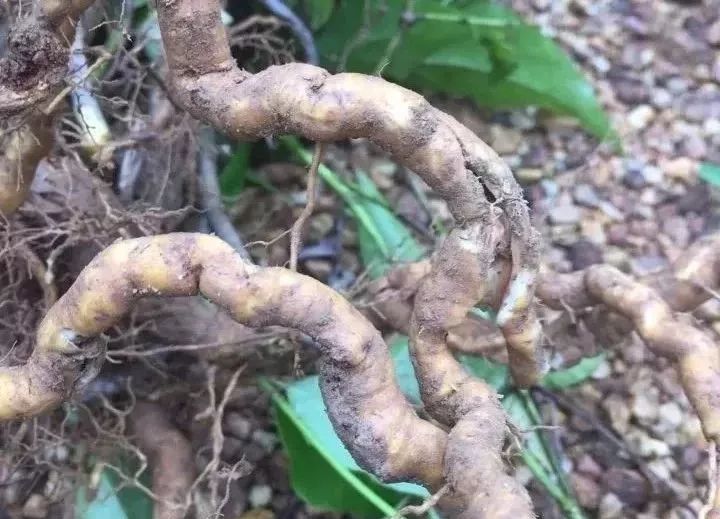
[129,401,194,519]
[410,224,534,517]
[154,0,543,389]
[0,0,94,215]
[537,265,720,442]
[0,233,449,491]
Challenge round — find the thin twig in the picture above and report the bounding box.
[700,441,719,519]
[257,0,319,64]
[289,142,323,271]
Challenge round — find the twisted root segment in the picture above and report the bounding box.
[0,0,94,215]
[538,265,720,442]
[156,0,544,389]
[0,233,448,490]
[410,223,534,517]
[129,401,194,519]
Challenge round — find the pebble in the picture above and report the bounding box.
[225,412,253,440]
[516,168,544,184]
[490,126,523,155]
[22,494,48,519]
[598,493,624,519]
[572,183,601,207]
[630,255,668,276]
[657,401,684,432]
[662,157,696,182]
[248,485,273,508]
[628,430,671,458]
[571,473,601,509]
[627,105,656,130]
[707,19,720,46]
[651,88,673,109]
[566,239,604,269]
[602,394,631,434]
[252,430,277,453]
[632,391,660,424]
[682,133,707,159]
[548,204,582,225]
[601,468,649,507]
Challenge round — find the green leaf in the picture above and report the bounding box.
[260,379,413,517]
[76,463,153,519]
[457,354,509,393]
[219,144,252,196]
[354,171,426,278]
[699,162,720,187]
[304,0,335,29]
[542,353,606,390]
[315,0,614,141]
[282,137,426,278]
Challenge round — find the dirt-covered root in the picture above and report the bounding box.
[130,401,194,519]
[154,0,543,386]
[537,265,720,442]
[0,0,94,215]
[409,223,534,517]
[651,232,720,313]
[0,117,53,214]
[0,233,451,491]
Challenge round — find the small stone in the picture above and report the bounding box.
[601,468,649,507]
[657,401,684,432]
[662,157,696,182]
[602,394,631,434]
[490,126,523,155]
[225,412,252,440]
[532,0,550,9]
[651,88,673,109]
[240,510,275,519]
[516,168,544,184]
[628,430,671,457]
[682,133,707,159]
[548,204,581,225]
[571,473,601,509]
[598,493,624,519]
[576,454,603,477]
[707,19,720,46]
[252,430,277,452]
[627,105,655,130]
[632,392,659,424]
[630,255,668,277]
[566,239,604,269]
[572,183,601,208]
[642,166,664,185]
[22,494,48,519]
[248,485,273,509]
[662,217,690,248]
[591,358,612,379]
[704,118,720,135]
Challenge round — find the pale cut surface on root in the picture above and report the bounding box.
[154,0,543,389]
[0,233,449,491]
[130,401,194,519]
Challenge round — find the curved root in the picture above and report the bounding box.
[130,401,194,519]
[0,233,449,490]
[0,0,93,215]
[155,0,543,389]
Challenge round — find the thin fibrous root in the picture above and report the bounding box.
[129,401,194,519]
[289,141,322,271]
[0,233,452,497]
[155,0,544,388]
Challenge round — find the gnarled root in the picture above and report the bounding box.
[0,233,451,494]
[410,223,534,518]
[129,401,194,519]
[154,0,544,389]
[537,264,720,442]
[0,0,94,215]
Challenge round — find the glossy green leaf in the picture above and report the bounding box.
[315,0,614,140]
[219,144,252,197]
[260,379,414,518]
[304,0,335,29]
[542,353,606,390]
[76,462,153,519]
[699,162,720,188]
